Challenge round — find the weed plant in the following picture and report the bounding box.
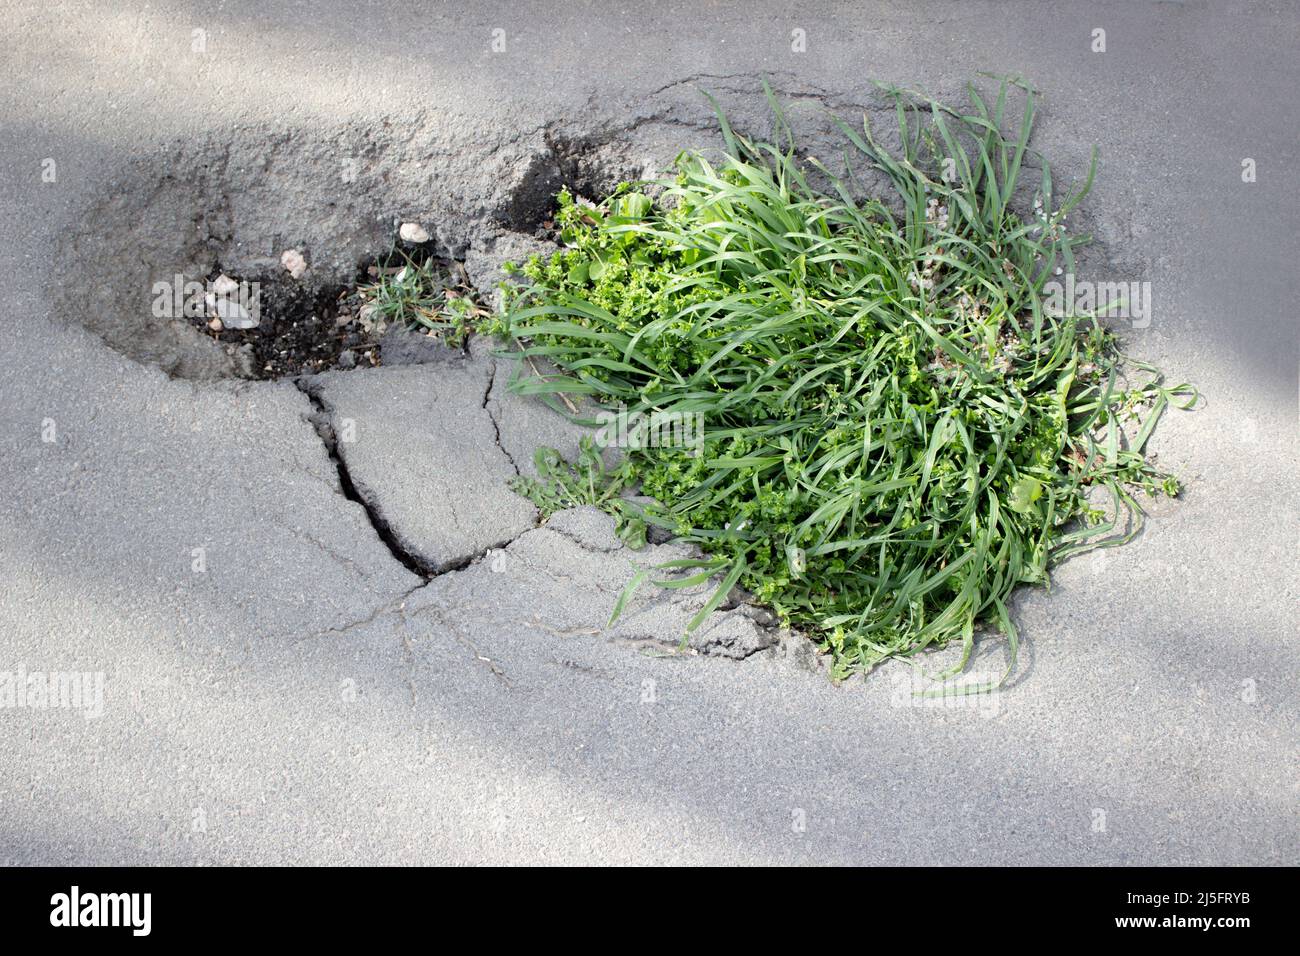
[492,79,1196,681]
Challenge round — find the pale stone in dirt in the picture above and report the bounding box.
[399,222,430,243]
[280,248,308,279]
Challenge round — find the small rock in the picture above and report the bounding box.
[399,222,430,244]
[211,274,240,297]
[338,349,356,369]
[280,248,308,279]
[205,293,258,330]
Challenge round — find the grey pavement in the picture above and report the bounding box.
[0,1,1295,865]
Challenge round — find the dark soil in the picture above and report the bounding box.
[188,250,466,380]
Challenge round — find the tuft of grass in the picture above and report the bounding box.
[492,78,1197,682]
[357,252,481,345]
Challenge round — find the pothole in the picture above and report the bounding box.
[43,112,686,383]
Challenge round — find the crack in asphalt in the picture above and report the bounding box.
[290,370,540,613]
[289,359,785,666]
[294,377,435,580]
[481,356,522,477]
[302,579,429,643]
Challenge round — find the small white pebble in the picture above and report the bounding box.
[399,222,430,243]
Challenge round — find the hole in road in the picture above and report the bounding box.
[49,122,640,381]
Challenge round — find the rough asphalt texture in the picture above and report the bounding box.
[1,1,1296,864]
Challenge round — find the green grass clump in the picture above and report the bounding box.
[492,78,1196,681]
[358,253,479,345]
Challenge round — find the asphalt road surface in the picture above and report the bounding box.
[0,0,1295,864]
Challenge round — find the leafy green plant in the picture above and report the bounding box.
[492,78,1197,681]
